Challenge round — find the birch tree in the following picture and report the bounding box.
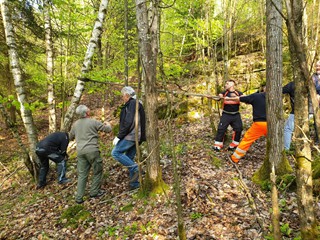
[43,0,56,132]
[61,0,109,131]
[1,0,39,177]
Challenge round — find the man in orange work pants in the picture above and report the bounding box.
[225,86,267,163]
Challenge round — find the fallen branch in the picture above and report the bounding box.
[0,164,24,190]
[77,77,222,100]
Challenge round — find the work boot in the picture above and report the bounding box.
[129,171,140,190]
[36,184,46,190]
[230,155,239,163]
[59,178,71,184]
[228,145,238,151]
[90,190,106,198]
[211,146,221,152]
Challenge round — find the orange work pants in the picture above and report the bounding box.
[231,122,267,163]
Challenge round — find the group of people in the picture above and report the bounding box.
[210,80,267,163]
[212,60,320,163]
[35,62,320,202]
[35,86,146,204]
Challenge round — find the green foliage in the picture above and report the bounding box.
[98,225,119,237]
[312,154,320,179]
[139,221,155,234]
[163,60,189,79]
[277,174,296,191]
[280,223,292,236]
[258,174,296,192]
[0,95,20,109]
[59,205,94,229]
[175,143,188,155]
[190,212,203,220]
[124,222,138,236]
[209,153,222,168]
[120,203,134,212]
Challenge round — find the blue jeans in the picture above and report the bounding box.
[284,114,294,150]
[36,150,68,186]
[111,139,139,188]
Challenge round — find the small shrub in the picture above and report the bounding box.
[280,223,292,236]
[190,212,203,220]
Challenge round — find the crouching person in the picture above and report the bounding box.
[35,131,70,189]
[69,105,112,204]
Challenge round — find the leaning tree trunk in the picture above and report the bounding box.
[1,0,39,178]
[285,0,318,238]
[135,0,163,191]
[61,0,109,131]
[44,0,56,133]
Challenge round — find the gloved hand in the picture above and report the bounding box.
[113,137,120,146]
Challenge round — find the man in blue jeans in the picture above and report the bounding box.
[283,78,320,150]
[112,86,146,190]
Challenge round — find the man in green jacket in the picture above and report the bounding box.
[69,105,112,204]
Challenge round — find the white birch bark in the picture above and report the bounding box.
[61,0,109,131]
[1,0,39,176]
[44,0,56,132]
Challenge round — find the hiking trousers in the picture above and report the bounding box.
[76,151,103,202]
[214,112,242,149]
[231,121,267,163]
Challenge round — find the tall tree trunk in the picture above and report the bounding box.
[285,0,318,238]
[222,0,229,81]
[135,0,163,190]
[44,0,56,133]
[61,0,109,131]
[124,0,129,85]
[265,0,283,238]
[252,0,292,186]
[1,0,39,178]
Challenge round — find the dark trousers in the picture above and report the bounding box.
[215,113,243,142]
[36,149,67,186]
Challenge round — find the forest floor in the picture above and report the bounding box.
[0,93,319,240]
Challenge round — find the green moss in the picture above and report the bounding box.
[252,151,293,186]
[121,203,134,212]
[59,205,94,229]
[209,153,222,168]
[143,176,169,196]
[312,155,320,179]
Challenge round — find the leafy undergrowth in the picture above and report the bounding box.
[1,111,320,239]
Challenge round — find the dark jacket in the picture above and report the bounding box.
[312,73,320,94]
[240,92,266,122]
[37,132,69,155]
[117,98,146,143]
[282,81,295,114]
